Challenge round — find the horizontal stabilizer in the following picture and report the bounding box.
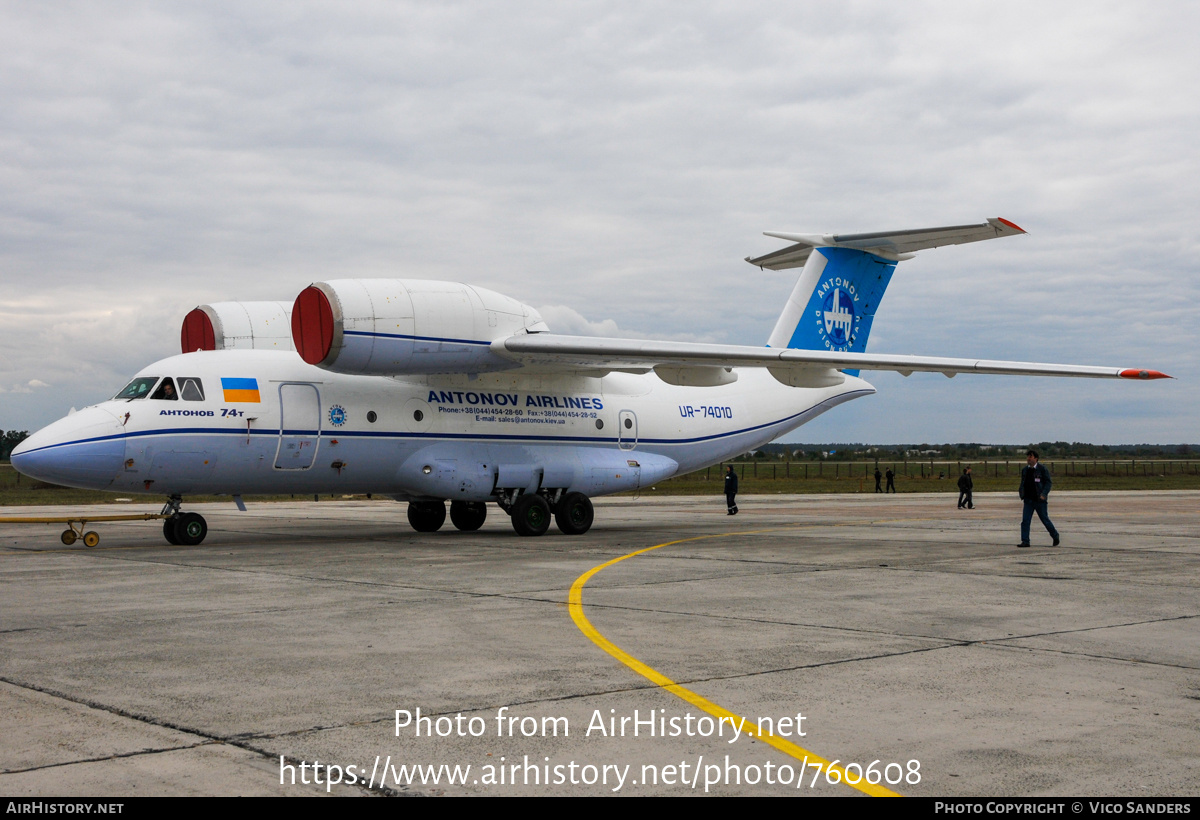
[747,217,1025,270]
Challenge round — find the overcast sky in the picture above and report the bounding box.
[1,2,1196,444]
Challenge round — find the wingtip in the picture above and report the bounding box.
[996,217,1026,234]
[1119,369,1172,380]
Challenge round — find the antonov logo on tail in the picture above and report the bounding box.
[11,217,1170,546]
[821,287,857,348]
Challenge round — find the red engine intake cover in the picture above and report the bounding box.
[180,308,217,353]
[292,286,335,365]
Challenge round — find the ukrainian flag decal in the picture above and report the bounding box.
[221,377,261,403]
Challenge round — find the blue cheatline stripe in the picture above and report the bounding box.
[220,377,259,390]
[13,433,129,455]
[17,391,871,454]
[343,330,491,346]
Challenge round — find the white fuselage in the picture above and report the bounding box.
[13,349,874,500]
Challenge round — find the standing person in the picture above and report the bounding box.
[1018,450,1059,547]
[724,465,739,515]
[874,467,883,493]
[885,467,896,493]
[957,467,974,509]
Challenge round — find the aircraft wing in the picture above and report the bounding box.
[746,217,1026,270]
[493,334,1169,382]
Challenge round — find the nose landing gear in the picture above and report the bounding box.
[161,496,208,546]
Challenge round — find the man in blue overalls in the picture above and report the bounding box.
[1018,449,1059,548]
[724,465,739,515]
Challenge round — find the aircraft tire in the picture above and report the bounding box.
[60,529,77,546]
[174,512,208,546]
[450,501,487,531]
[83,531,100,548]
[511,494,551,537]
[554,492,594,535]
[163,518,181,545]
[407,501,446,532]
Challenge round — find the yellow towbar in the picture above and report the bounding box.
[0,513,171,547]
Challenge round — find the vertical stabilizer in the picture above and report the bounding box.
[767,247,897,360]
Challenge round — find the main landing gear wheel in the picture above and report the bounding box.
[82,531,100,548]
[554,492,594,535]
[511,494,551,537]
[407,501,447,532]
[173,512,208,546]
[163,518,181,545]
[60,530,77,546]
[449,501,487,532]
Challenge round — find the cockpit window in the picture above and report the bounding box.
[114,377,159,401]
[178,377,204,401]
[151,378,178,401]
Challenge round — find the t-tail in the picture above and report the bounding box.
[751,218,1027,375]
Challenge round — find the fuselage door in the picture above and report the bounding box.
[275,383,321,470]
[617,410,638,451]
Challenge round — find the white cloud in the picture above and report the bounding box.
[535,305,636,339]
[0,2,1196,441]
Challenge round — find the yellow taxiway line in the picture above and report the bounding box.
[568,528,901,797]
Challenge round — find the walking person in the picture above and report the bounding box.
[724,465,739,515]
[885,467,896,493]
[874,467,883,493]
[957,467,974,509]
[1018,450,1059,547]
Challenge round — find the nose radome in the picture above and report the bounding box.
[10,406,126,490]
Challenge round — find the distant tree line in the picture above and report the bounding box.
[748,441,1198,461]
[1,430,30,460]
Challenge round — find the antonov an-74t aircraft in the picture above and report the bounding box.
[12,219,1167,544]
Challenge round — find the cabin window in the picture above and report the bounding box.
[113,377,159,400]
[178,377,205,401]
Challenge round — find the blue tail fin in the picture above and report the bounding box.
[767,248,898,374]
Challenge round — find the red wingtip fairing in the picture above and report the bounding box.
[1119,369,1171,380]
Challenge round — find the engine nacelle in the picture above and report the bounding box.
[181,302,295,353]
[291,279,548,375]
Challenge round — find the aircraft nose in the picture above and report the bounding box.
[11,407,127,489]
